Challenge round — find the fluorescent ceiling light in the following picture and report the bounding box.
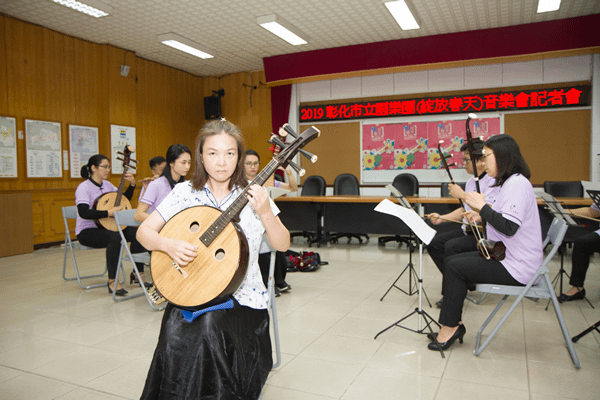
[257,14,308,46]
[157,33,214,59]
[50,0,112,18]
[385,0,420,30]
[537,0,561,13]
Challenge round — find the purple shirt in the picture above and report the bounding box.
[74,179,118,235]
[487,174,543,284]
[140,176,172,215]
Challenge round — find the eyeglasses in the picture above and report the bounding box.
[245,162,259,167]
[98,164,111,170]
[462,157,471,163]
[482,151,494,160]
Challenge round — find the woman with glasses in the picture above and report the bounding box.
[75,154,145,296]
[243,149,297,295]
[427,135,542,351]
[427,138,501,307]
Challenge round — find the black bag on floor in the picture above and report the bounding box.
[285,250,327,272]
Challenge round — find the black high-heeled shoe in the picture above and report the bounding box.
[130,272,153,289]
[427,324,466,351]
[557,288,586,303]
[107,282,128,296]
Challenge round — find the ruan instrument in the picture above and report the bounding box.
[151,125,320,309]
[464,114,505,261]
[93,145,136,231]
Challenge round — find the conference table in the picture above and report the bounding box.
[274,195,593,247]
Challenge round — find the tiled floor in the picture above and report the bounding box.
[1,236,599,400]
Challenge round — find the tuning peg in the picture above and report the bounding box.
[299,148,317,163]
[279,123,298,139]
[269,135,286,148]
[287,160,305,176]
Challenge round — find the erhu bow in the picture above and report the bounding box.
[464,114,505,261]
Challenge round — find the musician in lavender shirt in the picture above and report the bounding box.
[75,154,145,295]
[428,135,543,351]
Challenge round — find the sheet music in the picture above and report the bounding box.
[385,184,411,208]
[375,199,436,244]
[538,192,578,225]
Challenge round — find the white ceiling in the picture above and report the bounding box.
[1,0,599,77]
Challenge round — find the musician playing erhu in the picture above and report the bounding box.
[137,120,290,399]
[428,135,542,351]
[427,138,500,307]
[75,154,146,296]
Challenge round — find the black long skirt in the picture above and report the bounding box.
[140,299,272,400]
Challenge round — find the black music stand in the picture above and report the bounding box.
[539,193,594,309]
[373,198,444,357]
[379,185,431,306]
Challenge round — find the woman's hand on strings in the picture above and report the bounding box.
[448,183,466,200]
[463,210,481,224]
[247,184,271,218]
[164,238,197,267]
[464,191,486,212]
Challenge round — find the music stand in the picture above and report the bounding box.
[379,185,432,306]
[539,193,594,309]
[373,199,445,357]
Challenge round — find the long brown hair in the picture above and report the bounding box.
[191,120,247,191]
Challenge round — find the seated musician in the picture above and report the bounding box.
[428,135,542,351]
[134,144,191,223]
[138,156,167,199]
[75,154,147,295]
[427,138,500,307]
[557,204,600,302]
[244,149,296,295]
[136,120,290,399]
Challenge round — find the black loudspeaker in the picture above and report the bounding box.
[204,96,221,120]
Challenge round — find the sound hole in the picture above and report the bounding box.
[214,248,225,261]
[189,222,200,233]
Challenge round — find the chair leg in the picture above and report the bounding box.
[474,295,509,355]
[267,251,281,368]
[62,239,107,289]
[543,274,581,369]
[466,292,487,304]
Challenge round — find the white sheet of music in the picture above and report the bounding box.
[374,198,436,245]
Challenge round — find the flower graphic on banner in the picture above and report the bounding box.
[393,138,428,169]
[362,151,381,170]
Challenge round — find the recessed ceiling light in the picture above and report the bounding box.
[385,0,420,30]
[50,0,112,18]
[537,0,561,13]
[157,33,214,59]
[257,14,308,46]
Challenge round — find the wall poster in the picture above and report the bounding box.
[361,114,501,184]
[25,119,62,178]
[69,125,99,178]
[110,125,136,175]
[0,116,17,177]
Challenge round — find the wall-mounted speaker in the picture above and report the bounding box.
[204,96,221,120]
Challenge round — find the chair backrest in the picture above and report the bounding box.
[440,182,466,197]
[543,181,583,198]
[301,175,326,196]
[392,173,419,196]
[541,217,568,265]
[333,173,359,195]
[113,209,141,228]
[63,205,79,220]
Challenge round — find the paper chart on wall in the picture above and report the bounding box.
[69,125,99,178]
[25,119,62,178]
[110,125,136,175]
[0,116,17,177]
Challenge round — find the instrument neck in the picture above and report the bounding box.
[114,166,129,207]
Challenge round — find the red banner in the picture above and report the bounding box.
[299,86,590,123]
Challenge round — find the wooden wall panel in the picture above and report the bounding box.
[0,17,8,114]
[0,193,33,257]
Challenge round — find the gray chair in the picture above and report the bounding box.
[261,237,281,369]
[328,173,369,244]
[62,206,108,289]
[378,173,419,246]
[473,217,580,368]
[113,210,165,310]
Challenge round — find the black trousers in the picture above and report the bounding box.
[439,251,522,327]
[258,252,287,288]
[570,231,600,287]
[427,231,477,295]
[77,227,146,279]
